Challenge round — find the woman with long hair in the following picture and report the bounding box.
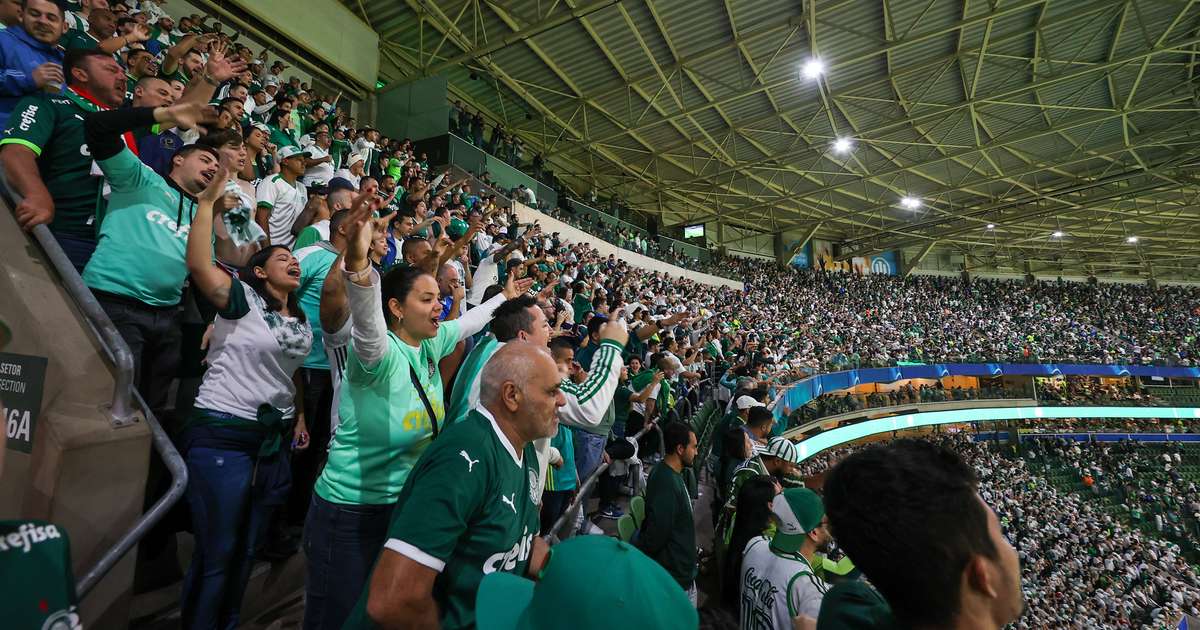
[722,475,780,610]
[180,167,312,629]
[301,205,531,630]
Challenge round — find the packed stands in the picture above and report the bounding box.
[4,1,1200,629]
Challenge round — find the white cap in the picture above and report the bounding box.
[736,395,764,410]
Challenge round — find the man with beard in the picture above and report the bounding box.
[0,0,65,121]
[2,48,123,269]
[739,488,831,630]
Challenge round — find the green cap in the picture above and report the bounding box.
[447,217,469,239]
[770,487,825,552]
[476,535,698,630]
[816,580,895,630]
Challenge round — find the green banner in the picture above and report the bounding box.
[1,352,48,454]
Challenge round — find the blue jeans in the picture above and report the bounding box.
[181,447,274,630]
[53,232,96,273]
[573,429,608,533]
[302,494,396,630]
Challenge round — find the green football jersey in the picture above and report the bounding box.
[0,93,104,240]
[293,243,338,370]
[0,520,81,630]
[82,148,199,307]
[343,408,540,630]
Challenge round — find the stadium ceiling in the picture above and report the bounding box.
[343,0,1200,278]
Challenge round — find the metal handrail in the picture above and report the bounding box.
[22,225,188,599]
[30,225,136,425]
[544,422,665,544]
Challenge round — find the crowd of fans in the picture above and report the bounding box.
[792,434,1200,629]
[4,2,1200,628]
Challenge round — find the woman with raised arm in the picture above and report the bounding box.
[180,167,312,630]
[301,201,532,630]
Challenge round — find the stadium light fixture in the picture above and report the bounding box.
[986,223,996,230]
[802,59,825,80]
[1052,230,1064,238]
[832,137,853,154]
[1127,236,1139,243]
[900,196,921,210]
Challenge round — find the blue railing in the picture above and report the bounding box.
[774,362,1200,422]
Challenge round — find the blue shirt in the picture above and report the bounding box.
[0,26,64,124]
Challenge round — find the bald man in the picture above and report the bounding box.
[350,342,564,630]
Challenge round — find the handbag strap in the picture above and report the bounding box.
[410,364,441,440]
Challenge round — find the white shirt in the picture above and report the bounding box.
[194,280,313,420]
[740,537,828,629]
[256,173,308,248]
[323,318,352,436]
[468,254,501,306]
[332,168,361,189]
[302,145,335,186]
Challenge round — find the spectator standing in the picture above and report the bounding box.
[721,475,778,609]
[294,176,354,250]
[351,342,562,630]
[638,422,699,604]
[0,0,65,123]
[738,488,831,630]
[1,47,120,270]
[301,128,334,186]
[301,211,531,630]
[823,440,1025,630]
[79,100,230,420]
[180,166,312,630]
[255,144,308,247]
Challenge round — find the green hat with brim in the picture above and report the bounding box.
[770,487,825,553]
[476,535,698,630]
[816,580,895,630]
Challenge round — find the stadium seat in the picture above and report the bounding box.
[630,495,645,528]
[617,514,636,543]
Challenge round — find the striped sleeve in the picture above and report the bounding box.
[558,339,623,430]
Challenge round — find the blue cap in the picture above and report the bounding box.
[328,177,356,192]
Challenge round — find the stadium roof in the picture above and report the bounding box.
[345,0,1200,278]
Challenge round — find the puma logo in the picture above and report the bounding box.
[501,493,516,514]
[460,450,479,472]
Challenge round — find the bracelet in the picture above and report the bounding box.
[344,265,372,283]
[200,72,218,86]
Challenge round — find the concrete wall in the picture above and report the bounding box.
[509,203,743,289]
[0,207,152,627]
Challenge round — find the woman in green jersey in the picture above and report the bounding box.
[301,207,531,630]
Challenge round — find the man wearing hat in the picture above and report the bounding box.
[294,177,355,250]
[740,487,832,630]
[333,150,367,188]
[476,536,698,630]
[255,144,309,247]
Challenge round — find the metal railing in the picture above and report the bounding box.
[24,224,188,599]
[544,422,665,544]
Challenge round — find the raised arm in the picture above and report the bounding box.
[453,269,533,341]
[186,168,235,310]
[342,192,390,367]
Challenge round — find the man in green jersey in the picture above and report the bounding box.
[638,422,700,604]
[350,342,562,630]
[79,99,235,419]
[2,47,122,270]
